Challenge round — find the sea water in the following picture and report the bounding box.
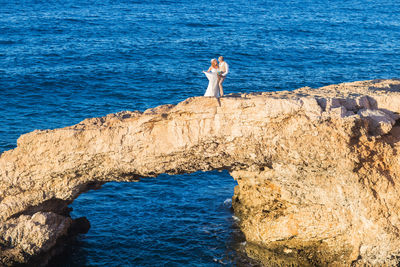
[1,0,400,266]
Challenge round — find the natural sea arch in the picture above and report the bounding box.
[3,80,400,266]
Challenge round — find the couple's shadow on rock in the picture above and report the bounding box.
[215,93,243,107]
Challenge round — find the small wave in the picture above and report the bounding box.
[213,257,227,265]
[185,22,220,28]
[0,40,17,45]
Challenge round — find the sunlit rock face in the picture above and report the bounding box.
[1,79,400,266]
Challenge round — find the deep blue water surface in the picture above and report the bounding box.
[1,0,400,266]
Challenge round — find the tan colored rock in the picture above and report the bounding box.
[358,109,396,135]
[0,212,71,266]
[1,79,400,265]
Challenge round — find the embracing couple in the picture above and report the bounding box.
[203,56,229,98]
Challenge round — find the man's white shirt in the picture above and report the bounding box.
[219,61,229,77]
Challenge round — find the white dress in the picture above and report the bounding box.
[203,68,220,97]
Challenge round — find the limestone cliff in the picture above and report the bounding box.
[1,79,400,266]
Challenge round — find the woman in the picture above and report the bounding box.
[203,59,220,97]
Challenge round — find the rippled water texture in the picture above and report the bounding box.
[1,0,400,266]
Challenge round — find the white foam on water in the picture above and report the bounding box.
[224,198,232,205]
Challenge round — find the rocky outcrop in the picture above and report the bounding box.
[2,79,400,266]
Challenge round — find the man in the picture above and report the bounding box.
[218,56,229,96]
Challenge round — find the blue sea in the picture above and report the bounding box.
[1,0,400,266]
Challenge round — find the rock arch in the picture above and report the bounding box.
[2,79,400,266]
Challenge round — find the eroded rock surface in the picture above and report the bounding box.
[1,79,400,266]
